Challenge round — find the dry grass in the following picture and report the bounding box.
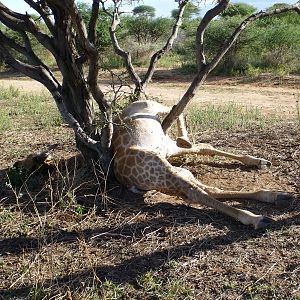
[0,79,300,299]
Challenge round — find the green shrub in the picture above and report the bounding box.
[176,6,300,76]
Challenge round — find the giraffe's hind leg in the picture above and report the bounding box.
[202,187,293,207]
[117,148,275,229]
[168,143,271,169]
[175,167,293,207]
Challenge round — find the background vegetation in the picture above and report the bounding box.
[0,1,300,75]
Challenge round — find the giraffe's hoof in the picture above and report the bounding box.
[274,192,293,207]
[257,158,272,169]
[176,137,192,149]
[244,156,271,169]
[255,216,274,230]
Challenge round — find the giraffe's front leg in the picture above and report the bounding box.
[176,114,192,148]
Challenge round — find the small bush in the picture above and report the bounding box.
[179,63,197,75]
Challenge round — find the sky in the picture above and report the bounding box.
[0,0,296,17]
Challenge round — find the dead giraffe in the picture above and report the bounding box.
[112,100,293,229]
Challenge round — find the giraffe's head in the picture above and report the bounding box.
[13,144,59,174]
[13,152,54,174]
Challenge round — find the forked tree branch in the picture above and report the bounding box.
[196,0,230,70]
[162,1,300,132]
[0,29,59,87]
[0,30,31,60]
[0,2,56,55]
[103,0,188,97]
[103,0,142,92]
[141,0,188,86]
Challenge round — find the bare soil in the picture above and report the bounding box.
[0,73,299,299]
[1,71,299,116]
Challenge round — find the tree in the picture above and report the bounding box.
[126,16,172,44]
[123,16,173,63]
[172,2,200,20]
[132,5,155,18]
[0,0,299,175]
[221,2,256,18]
[77,2,111,51]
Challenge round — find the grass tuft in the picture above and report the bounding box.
[0,111,12,132]
[0,84,20,100]
[189,102,277,131]
[137,272,193,299]
[0,86,63,130]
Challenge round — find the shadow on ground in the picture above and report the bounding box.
[1,159,299,297]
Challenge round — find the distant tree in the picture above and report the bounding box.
[126,17,172,44]
[132,5,155,18]
[221,2,256,18]
[171,2,200,20]
[204,15,260,74]
[267,3,290,10]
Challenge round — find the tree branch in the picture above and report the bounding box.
[23,0,55,34]
[195,0,230,70]
[66,0,108,110]
[208,3,300,73]
[67,0,113,149]
[0,29,59,87]
[141,0,188,86]
[88,0,100,44]
[102,0,142,92]
[162,1,300,132]
[0,30,29,59]
[52,91,102,157]
[0,2,56,55]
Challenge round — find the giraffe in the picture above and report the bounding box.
[112,100,293,229]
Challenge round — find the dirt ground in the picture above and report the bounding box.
[0,72,299,116]
[0,73,299,299]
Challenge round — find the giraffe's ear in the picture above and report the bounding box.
[13,160,22,169]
